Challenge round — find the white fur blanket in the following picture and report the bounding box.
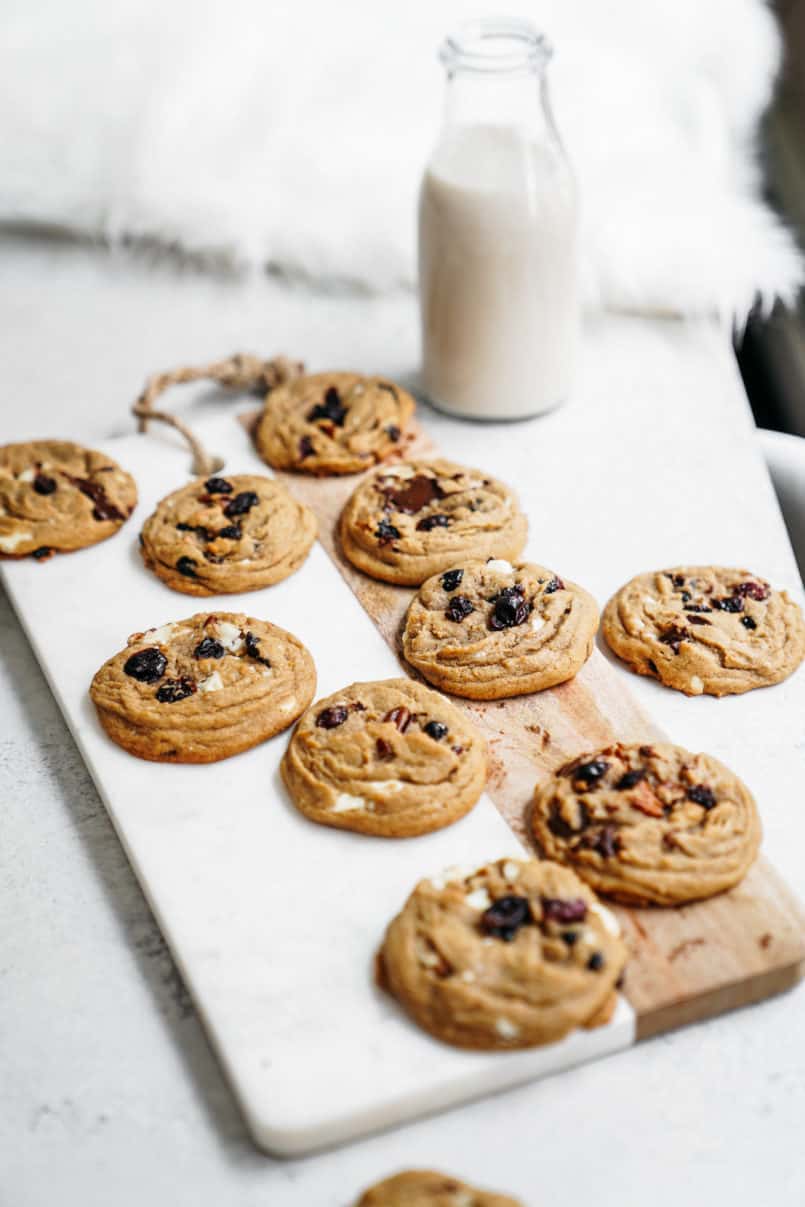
[3,0,800,321]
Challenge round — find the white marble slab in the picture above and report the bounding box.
[0,415,634,1155]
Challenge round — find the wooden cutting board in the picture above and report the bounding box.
[269,414,805,1043]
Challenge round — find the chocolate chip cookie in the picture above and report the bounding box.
[90,612,315,763]
[354,1170,523,1207]
[0,440,137,559]
[281,678,487,837]
[255,372,415,475]
[378,857,627,1049]
[139,473,316,596]
[531,741,761,906]
[402,558,599,699]
[339,461,528,586]
[602,565,805,696]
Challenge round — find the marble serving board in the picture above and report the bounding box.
[0,417,635,1157]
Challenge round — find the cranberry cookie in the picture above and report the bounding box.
[281,678,487,837]
[378,857,627,1049]
[0,439,136,559]
[255,372,415,475]
[355,1170,522,1206]
[531,742,761,906]
[339,460,528,586]
[402,558,599,699]
[90,612,315,763]
[139,473,316,595]
[602,565,805,696]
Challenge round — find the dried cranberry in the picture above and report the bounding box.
[424,720,448,740]
[542,897,588,924]
[440,568,464,593]
[659,625,688,653]
[194,637,225,659]
[307,386,347,427]
[31,546,53,560]
[712,595,743,613]
[204,477,233,494]
[446,594,475,622]
[616,768,645,790]
[316,705,348,729]
[176,556,198,578]
[572,759,609,787]
[384,706,412,733]
[735,581,770,601]
[416,513,450,531]
[375,737,394,761]
[244,631,271,666]
[544,576,564,594]
[298,436,315,459]
[123,647,167,683]
[386,425,401,442]
[741,615,757,630]
[687,784,716,809]
[33,473,57,495]
[218,524,242,540]
[224,491,259,518]
[481,895,531,941]
[489,586,530,630]
[587,952,605,971]
[155,677,196,704]
[375,518,401,545]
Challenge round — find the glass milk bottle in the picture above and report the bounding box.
[419,19,579,420]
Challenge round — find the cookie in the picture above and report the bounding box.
[90,612,315,763]
[255,372,415,475]
[354,1170,523,1207]
[0,439,137,559]
[531,741,761,906]
[402,558,599,699]
[339,461,528,586]
[378,857,627,1049]
[602,565,805,696]
[281,678,487,837]
[139,472,317,596]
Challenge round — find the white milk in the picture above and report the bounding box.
[419,122,579,420]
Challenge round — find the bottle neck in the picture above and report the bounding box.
[442,70,551,139]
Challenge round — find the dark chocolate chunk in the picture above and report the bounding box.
[616,768,646,790]
[375,518,401,545]
[659,625,689,653]
[33,473,57,495]
[65,474,125,522]
[381,474,444,513]
[416,513,450,532]
[587,952,605,971]
[193,637,225,660]
[244,631,271,666]
[316,705,348,729]
[217,524,242,540]
[298,436,315,460]
[123,647,167,683]
[176,556,198,579]
[440,568,464,593]
[688,615,711,626]
[572,759,609,787]
[224,491,259,518]
[385,424,401,442]
[741,615,757,630]
[423,720,448,741]
[712,595,743,613]
[204,477,233,495]
[31,546,53,560]
[307,386,347,427]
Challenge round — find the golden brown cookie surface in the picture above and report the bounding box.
[403,558,599,699]
[90,612,315,763]
[255,372,415,475]
[0,440,137,559]
[602,565,805,696]
[339,460,528,586]
[379,857,626,1049]
[139,472,316,596]
[281,678,487,837]
[355,1169,523,1207]
[531,741,761,905]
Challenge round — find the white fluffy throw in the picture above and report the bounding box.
[3,0,801,321]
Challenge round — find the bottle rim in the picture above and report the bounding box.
[439,17,552,76]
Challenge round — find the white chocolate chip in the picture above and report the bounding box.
[144,622,179,645]
[589,901,620,937]
[0,530,32,552]
[331,793,366,813]
[632,618,645,632]
[494,1017,520,1039]
[502,860,521,883]
[362,779,404,794]
[486,558,513,574]
[197,671,224,694]
[418,948,442,969]
[460,969,476,983]
[531,615,545,632]
[689,675,704,695]
[213,620,243,652]
[17,467,36,483]
[454,1193,474,1207]
[429,877,446,891]
[465,888,492,911]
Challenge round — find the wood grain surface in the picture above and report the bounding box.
[247,411,805,1040]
